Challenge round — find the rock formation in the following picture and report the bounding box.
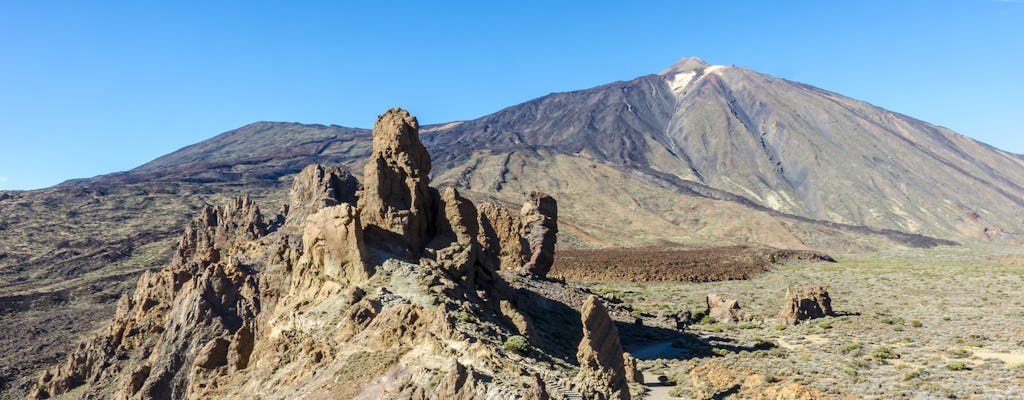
[778,286,834,325]
[521,192,558,278]
[33,197,266,399]
[284,163,360,228]
[623,353,643,384]
[32,108,570,400]
[706,293,746,323]
[476,202,531,271]
[573,295,630,400]
[360,108,435,253]
[688,358,826,400]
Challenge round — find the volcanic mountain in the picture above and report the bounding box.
[2,57,1023,397]
[64,58,1024,248]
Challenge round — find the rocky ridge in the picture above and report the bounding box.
[30,108,637,399]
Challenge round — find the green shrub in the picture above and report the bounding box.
[818,321,833,329]
[945,361,970,371]
[699,315,717,325]
[946,347,972,359]
[711,347,731,357]
[841,342,863,354]
[871,346,899,360]
[910,320,923,328]
[504,335,530,355]
[458,311,477,323]
[737,322,759,329]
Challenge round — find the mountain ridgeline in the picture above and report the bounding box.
[76,58,1022,248]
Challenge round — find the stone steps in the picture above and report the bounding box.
[539,374,583,400]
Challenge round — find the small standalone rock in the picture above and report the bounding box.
[778,285,834,325]
[623,353,643,384]
[706,293,745,323]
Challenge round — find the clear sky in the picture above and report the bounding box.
[1,1,1021,190]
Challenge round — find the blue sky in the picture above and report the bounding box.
[1,1,1021,190]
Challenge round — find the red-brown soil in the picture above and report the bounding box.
[551,246,833,282]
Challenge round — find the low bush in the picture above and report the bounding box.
[504,335,530,355]
[871,346,899,360]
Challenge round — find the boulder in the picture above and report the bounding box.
[520,192,558,278]
[573,295,630,400]
[706,293,745,323]
[778,286,834,325]
[360,108,435,253]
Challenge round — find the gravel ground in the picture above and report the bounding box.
[578,247,1024,399]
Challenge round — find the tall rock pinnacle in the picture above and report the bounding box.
[360,107,435,253]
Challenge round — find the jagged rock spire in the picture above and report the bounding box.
[360,107,435,253]
[521,192,558,278]
[573,295,630,400]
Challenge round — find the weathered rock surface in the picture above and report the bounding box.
[477,202,530,271]
[32,109,574,400]
[688,358,826,400]
[521,192,558,278]
[33,197,266,399]
[778,286,834,325]
[360,108,435,253]
[623,353,643,384]
[706,293,746,323]
[573,295,630,400]
[284,163,360,228]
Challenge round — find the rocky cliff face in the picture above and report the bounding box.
[31,109,640,400]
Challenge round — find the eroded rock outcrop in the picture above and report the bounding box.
[284,163,360,227]
[778,286,834,325]
[34,108,572,400]
[477,202,530,271]
[573,295,630,400]
[34,197,266,399]
[688,359,826,400]
[521,192,558,278]
[360,108,435,253]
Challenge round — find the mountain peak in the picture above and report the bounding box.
[659,57,710,75]
[658,57,727,95]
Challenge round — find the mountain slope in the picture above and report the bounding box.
[4,57,1021,396]
[422,58,1024,241]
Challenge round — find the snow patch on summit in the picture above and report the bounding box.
[666,71,697,95]
[662,64,728,96]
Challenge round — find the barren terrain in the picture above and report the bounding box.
[574,246,1024,399]
[552,247,833,282]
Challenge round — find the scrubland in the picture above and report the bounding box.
[572,246,1024,399]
